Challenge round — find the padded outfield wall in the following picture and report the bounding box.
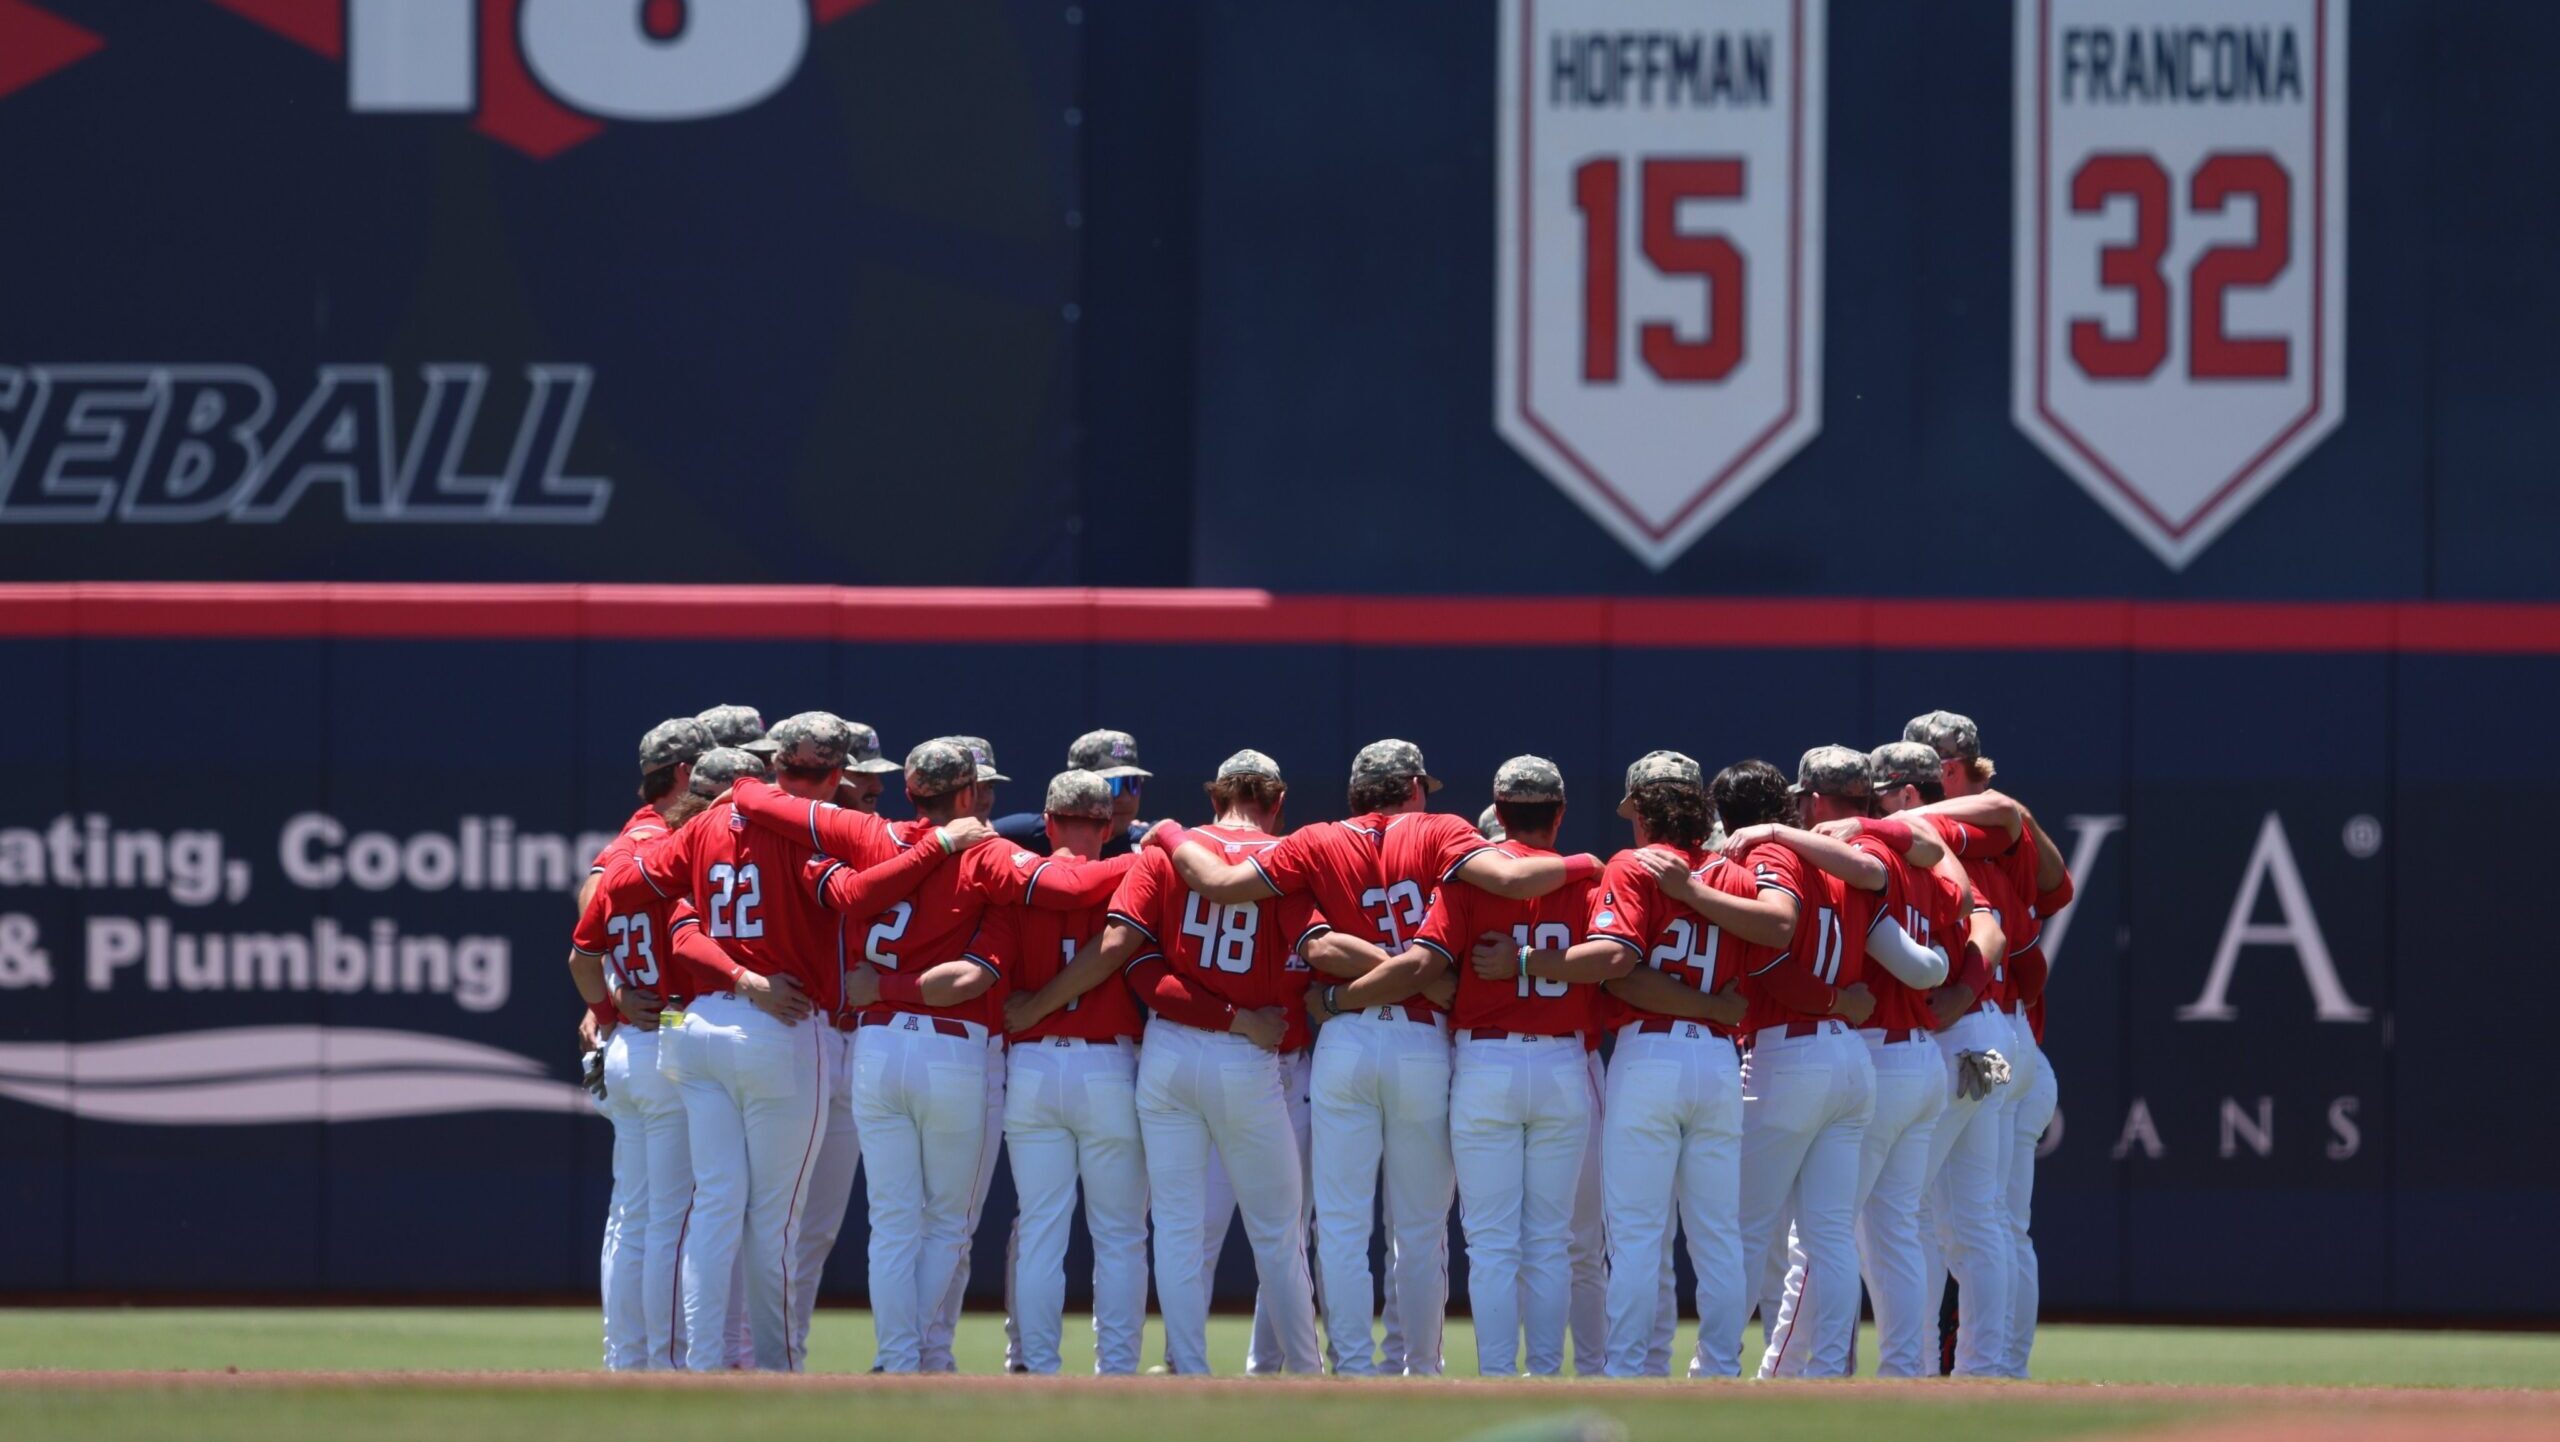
[0,585,2549,1320]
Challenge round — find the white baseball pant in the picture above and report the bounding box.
[1450,1033,1591,1376]
[1743,1022,1876,1379]
[851,1016,991,1373]
[2002,1010,2056,1378]
[922,1034,1008,1372]
[1246,1046,1324,1374]
[1566,1047,1608,1375]
[605,1026,692,1370]
[788,1025,859,1364]
[1309,1009,1452,1376]
[598,1033,646,1370]
[1599,1022,1743,1378]
[1761,1028,1943,1375]
[1004,1035,1149,1374]
[1919,1006,2016,1375]
[662,994,828,1371]
[1136,1016,1321,1374]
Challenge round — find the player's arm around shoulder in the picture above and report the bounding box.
[1169,831,1278,903]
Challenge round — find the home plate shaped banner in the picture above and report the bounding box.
[1497,0,1826,570]
[2014,0,2348,568]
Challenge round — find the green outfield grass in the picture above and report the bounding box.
[1,1310,2553,1442]
[1,1309,2553,1388]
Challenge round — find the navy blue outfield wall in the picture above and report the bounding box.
[0,584,2552,1319]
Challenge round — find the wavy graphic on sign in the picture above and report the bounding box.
[0,1026,592,1125]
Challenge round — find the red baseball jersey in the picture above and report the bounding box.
[1585,844,1737,1034]
[1731,841,1863,1032]
[816,821,1041,1033]
[1112,824,1323,1037]
[576,807,679,994]
[1932,817,2043,1011]
[1844,834,1949,1035]
[2021,867,2076,1041]
[597,801,847,1015]
[1416,842,1597,1037]
[1249,809,1488,1018]
[969,850,1140,1044]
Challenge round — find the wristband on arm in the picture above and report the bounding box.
[1863,817,1914,854]
[1562,853,1599,884]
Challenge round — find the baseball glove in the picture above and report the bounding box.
[580,1047,607,1102]
[1955,1048,2011,1101]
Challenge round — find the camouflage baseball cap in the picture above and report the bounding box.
[695,704,781,758]
[1215,748,1284,782]
[1068,728,1151,780]
[1791,744,1875,798]
[1492,754,1566,803]
[1351,738,1442,793]
[1476,804,1506,842]
[638,717,715,775]
[1622,749,1705,796]
[1043,769,1114,821]
[905,739,978,797]
[767,711,853,772]
[843,720,901,775]
[1869,741,1944,792]
[938,735,1009,784]
[689,746,769,798]
[1904,709,1981,762]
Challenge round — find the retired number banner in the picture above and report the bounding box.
[1496,0,1825,571]
[2012,0,2348,568]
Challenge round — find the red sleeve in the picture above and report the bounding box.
[670,912,745,987]
[2009,946,2049,1005]
[874,968,926,1007]
[967,904,1021,977]
[1949,939,1990,995]
[604,822,695,913]
[1929,817,2009,859]
[1244,827,1327,897]
[569,873,619,955]
[1127,954,1238,1030]
[1742,842,1809,904]
[732,776,895,863]
[1585,852,1658,951]
[1412,884,1477,964]
[811,837,948,917]
[1427,814,1497,885]
[1283,897,1329,951]
[1024,852,1136,910]
[1106,851,1169,941]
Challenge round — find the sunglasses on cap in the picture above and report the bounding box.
[1106,776,1144,798]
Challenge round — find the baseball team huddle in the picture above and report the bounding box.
[568,705,2069,1381]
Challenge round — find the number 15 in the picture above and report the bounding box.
[1574,155,1747,385]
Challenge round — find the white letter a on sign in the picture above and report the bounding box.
[2178,812,2370,1024]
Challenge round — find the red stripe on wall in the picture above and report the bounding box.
[0,584,2555,654]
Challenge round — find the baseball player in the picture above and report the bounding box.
[1011,748,1350,1375]
[1324,756,1598,1376]
[996,728,1159,857]
[1877,734,2019,1378]
[573,716,712,1370]
[975,769,1149,1373]
[1727,748,1957,1376]
[1768,739,1980,1376]
[1901,712,2071,1376]
[920,734,1011,1371]
[780,718,908,1359]
[830,721,903,812]
[1476,751,1746,1377]
[1174,739,1593,1376]
[729,740,1125,1372]
[581,714,908,1371]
